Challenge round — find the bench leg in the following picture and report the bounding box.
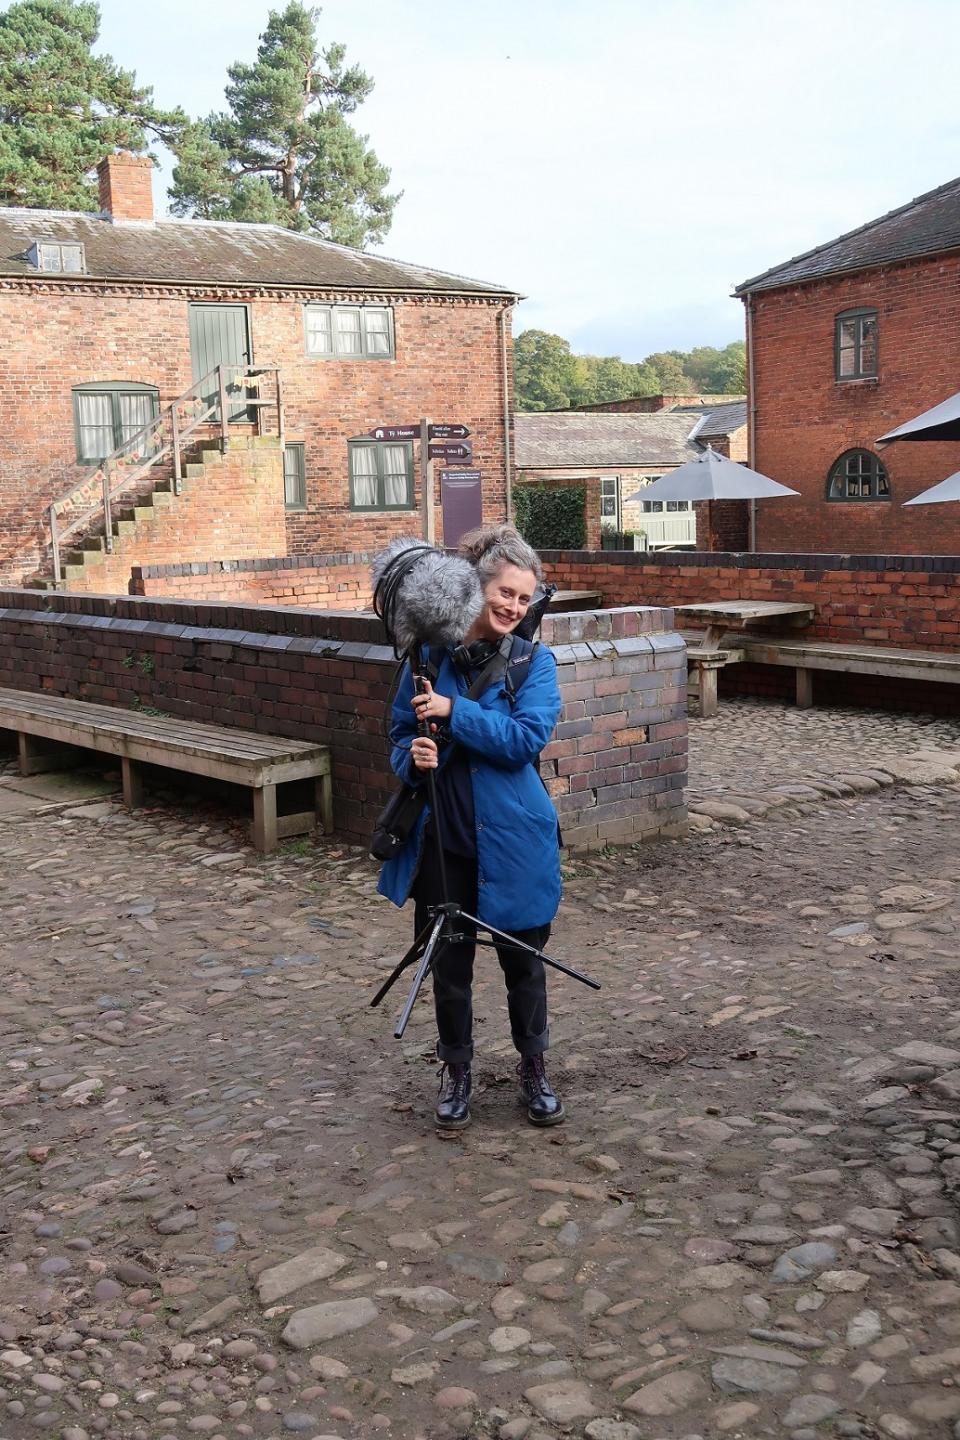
[698,665,719,719]
[316,773,333,835]
[253,784,279,854]
[796,667,814,709]
[122,757,145,809]
[18,732,74,776]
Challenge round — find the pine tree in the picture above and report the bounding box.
[169,3,398,248]
[0,0,184,211]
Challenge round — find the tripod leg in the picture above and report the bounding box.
[393,913,447,1039]
[370,914,439,1009]
[460,911,601,991]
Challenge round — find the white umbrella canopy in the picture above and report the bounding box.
[878,390,960,444]
[624,446,800,504]
[903,470,960,506]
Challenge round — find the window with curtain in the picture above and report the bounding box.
[72,383,160,464]
[826,449,890,501]
[348,440,414,510]
[304,305,395,359]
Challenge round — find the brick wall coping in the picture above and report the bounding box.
[0,589,678,654]
[539,549,960,574]
[132,552,373,580]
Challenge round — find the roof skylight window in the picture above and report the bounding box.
[29,241,85,274]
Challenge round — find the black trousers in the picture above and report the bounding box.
[413,834,550,1065]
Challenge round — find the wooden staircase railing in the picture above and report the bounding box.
[47,365,284,585]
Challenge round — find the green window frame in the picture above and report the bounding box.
[284,442,307,510]
[827,448,890,501]
[835,308,879,380]
[348,440,415,511]
[72,381,160,464]
[304,304,395,359]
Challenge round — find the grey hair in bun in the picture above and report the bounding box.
[457,523,543,585]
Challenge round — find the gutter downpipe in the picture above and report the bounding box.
[745,292,758,552]
[500,305,513,522]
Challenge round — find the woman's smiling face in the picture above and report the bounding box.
[474,563,538,640]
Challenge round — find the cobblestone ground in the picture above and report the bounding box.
[4,703,960,1440]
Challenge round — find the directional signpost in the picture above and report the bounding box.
[428,423,470,440]
[428,441,473,462]
[367,420,475,542]
[369,424,419,441]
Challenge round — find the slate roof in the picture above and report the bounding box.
[515,411,701,470]
[690,400,748,439]
[736,176,960,294]
[0,208,517,296]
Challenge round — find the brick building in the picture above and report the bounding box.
[0,153,517,589]
[737,177,960,553]
[514,400,746,549]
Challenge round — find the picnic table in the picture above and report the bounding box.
[675,600,815,717]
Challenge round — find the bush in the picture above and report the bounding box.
[514,484,586,550]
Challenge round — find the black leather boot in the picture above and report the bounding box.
[518,1054,565,1126]
[435,1063,472,1130]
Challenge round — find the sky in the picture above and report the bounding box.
[88,0,960,362]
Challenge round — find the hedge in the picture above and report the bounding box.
[514,484,586,550]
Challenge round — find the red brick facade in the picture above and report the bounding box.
[745,256,960,553]
[0,279,513,585]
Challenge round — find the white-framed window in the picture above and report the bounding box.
[31,241,85,274]
[642,497,690,513]
[349,440,414,510]
[600,476,619,518]
[305,305,395,359]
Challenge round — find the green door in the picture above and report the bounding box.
[189,304,251,422]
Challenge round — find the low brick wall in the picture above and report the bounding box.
[132,552,372,608]
[539,549,960,652]
[0,590,687,849]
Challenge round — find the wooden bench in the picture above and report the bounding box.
[548,589,603,612]
[676,601,816,718]
[735,636,960,708]
[0,688,332,854]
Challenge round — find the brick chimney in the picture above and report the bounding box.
[97,152,155,222]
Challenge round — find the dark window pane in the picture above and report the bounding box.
[859,317,878,375]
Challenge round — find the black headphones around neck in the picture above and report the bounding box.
[451,638,500,673]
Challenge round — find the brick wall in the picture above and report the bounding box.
[695,500,750,552]
[0,278,512,583]
[132,550,372,607]
[746,255,960,553]
[515,468,688,549]
[538,548,960,651]
[0,590,687,849]
[67,439,286,594]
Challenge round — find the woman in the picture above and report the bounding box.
[377,525,564,1131]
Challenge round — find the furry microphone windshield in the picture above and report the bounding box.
[371,537,484,656]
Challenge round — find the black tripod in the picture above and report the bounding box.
[370,657,600,1040]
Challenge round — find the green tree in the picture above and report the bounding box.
[643,350,697,394]
[169,3,398,246]
[514,329,581,411]
[682,340,746,393]
[0,0,184,211]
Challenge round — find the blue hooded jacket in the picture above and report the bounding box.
[377,641,562,931]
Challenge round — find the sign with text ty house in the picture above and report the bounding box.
[368,424,418,441]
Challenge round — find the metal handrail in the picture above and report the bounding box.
[47,365,283,584]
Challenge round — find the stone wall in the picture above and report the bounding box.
[0,590,687,849]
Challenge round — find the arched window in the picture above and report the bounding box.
[827,449,890,502]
